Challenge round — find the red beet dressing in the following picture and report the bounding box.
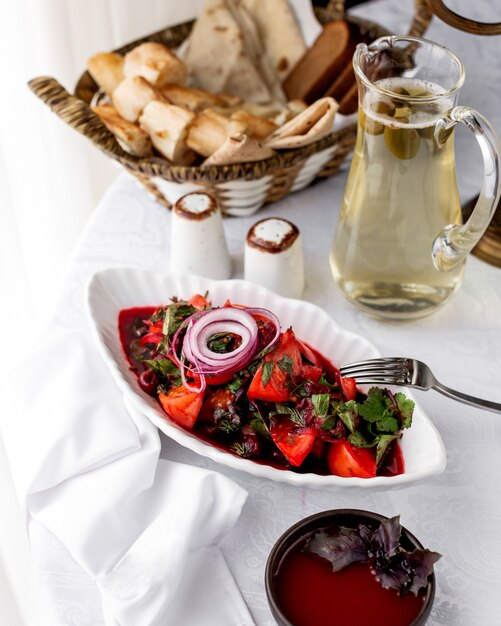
[118,306,406,477]
[275,537,425,626]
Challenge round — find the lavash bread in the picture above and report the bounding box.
[185,0,273,104]
[203,133,275,166]
[264,97,338,149]
[242,0,306,81]
[283,20,352,104]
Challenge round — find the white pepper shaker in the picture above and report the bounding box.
[244,217,304,298]
[170,192,231,279]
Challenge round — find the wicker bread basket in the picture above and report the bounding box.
[29,0,432,216]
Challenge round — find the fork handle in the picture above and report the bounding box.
[433,382,501,414]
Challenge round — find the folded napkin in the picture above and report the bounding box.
[1,324,252,626]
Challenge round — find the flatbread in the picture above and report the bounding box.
[264,97,338,149]
[242,0,306,81]
[203,133,275,166]
[185,0,272,104]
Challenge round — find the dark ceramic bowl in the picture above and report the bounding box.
[265,509,436,626]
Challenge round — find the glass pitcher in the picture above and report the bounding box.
[330,36,501,320]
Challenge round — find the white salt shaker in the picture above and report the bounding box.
[170,192,231,279]
[244,217,304,298]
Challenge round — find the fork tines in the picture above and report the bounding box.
[339,357,410,385]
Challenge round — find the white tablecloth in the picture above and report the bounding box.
[22,1,501,624]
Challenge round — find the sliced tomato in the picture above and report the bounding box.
[190,371,234,386]
[248,329,302,402]
[270,421,316,467]
[247,365,290,402]
[199,388,234,422]
[327,441,376,478]
[340,376,357,401]
[188,294,210,311]
[158,386,205,430]
[302,363,323,382]
[297,340,323,369]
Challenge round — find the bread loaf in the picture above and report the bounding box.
[283,20,352,104]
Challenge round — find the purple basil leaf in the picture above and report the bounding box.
[371,515,401,557]
[405,549,442,595]
[373,553,411,593]
[306,528,370,572]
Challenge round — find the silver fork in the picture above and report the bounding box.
[339,357,501,414]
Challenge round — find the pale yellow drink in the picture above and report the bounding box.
[330,77,464,319]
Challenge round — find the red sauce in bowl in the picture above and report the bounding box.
[275,536,425,626]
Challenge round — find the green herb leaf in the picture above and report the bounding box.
[348,431,373,448]
[337,400,358,433]
[250,413,270,438]
[163,303,197,336]
[226,377,243,394]
[277,355,294,377]
[312,394,330,418]
[358,388,391,422]
[144,359,181,384]
[262,362,274,387]
[394,392,414,429]
[376,414,399,433]
[230,442,252,458]
[320,415,337,431]
[376,434,400,465]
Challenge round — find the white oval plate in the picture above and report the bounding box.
[86,267,446,490]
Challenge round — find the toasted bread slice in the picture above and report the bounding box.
[91,104,152,157]
[231,110,277,140]
[139,101,195,164]
[160,84,224,111]
[112,76,163,123]
[87,52,124,95]
[124,42,187,87]
[186,109,247,157]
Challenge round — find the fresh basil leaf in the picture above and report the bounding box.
[262,361,274,387]
[312,394,330,418]
[405,549,441,595]
[372,516,402,558]
[306,528,370,572]
[394,392,414,429]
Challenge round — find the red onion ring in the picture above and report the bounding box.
[170,304,281,392]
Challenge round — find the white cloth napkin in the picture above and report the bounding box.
[1,324,252,626]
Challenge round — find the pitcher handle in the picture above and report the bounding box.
[432,106,501,272]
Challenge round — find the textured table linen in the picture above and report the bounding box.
[8,0,501,624]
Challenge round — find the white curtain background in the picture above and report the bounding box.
[0,2,207,623]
